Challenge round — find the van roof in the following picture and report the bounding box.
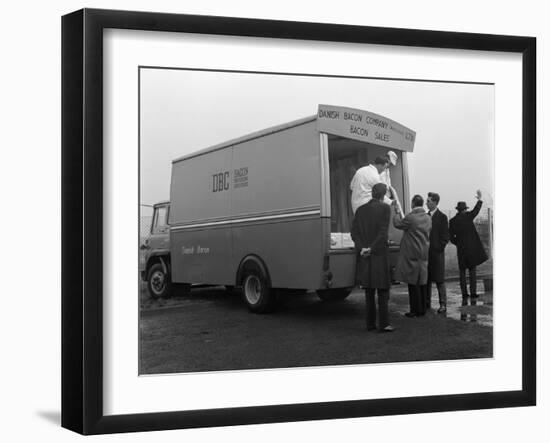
[172,115,316,164]
[172,105,416,163]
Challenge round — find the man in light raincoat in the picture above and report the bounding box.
[393,194,432,317]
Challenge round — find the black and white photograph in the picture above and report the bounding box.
[54,5,538,437]
[138,68,495,374]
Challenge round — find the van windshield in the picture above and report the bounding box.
[327,134,405,249]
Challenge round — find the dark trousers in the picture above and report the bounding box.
[459,266,477,297]
[408,284,427,316]
[461,296,479,322]
[427,281,447,308]
[365,288,389,330]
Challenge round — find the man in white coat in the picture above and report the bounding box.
[350,156,392,214]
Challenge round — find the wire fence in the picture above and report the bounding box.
[140,205,154,245]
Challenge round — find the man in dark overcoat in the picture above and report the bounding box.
[393,194,432,317]
[449,189,488,300]
[426,192,450,313]
[351,183,394,332]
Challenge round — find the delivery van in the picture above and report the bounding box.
[144,104,416,312]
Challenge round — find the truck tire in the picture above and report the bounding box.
[316,288,352,302]
[241,267,276,313]
[147,263,173,299]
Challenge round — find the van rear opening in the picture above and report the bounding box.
[327,134,406,249]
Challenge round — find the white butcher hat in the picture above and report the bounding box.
[387,151,398,165]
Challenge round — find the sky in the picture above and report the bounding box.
[140,68,494,213]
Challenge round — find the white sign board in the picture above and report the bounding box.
[316,104,416,152]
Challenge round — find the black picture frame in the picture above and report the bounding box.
[61,8,536,435]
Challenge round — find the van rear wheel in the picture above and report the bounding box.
[316,288,351,302]
[242,267,276,313]
[147,263,173,299]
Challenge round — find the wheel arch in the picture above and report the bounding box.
[145,253,170,276]
[235,254,272,288]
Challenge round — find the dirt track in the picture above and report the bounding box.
[139,283,492,374]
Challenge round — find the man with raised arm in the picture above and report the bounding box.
[449,190,488,302]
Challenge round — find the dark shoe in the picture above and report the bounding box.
[404,312,417,318]
[380,325,395,332]
[437,306,447,314]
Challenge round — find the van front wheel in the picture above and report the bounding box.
[242,268,276,313]
[316,288,351,302]
[147,263,173,299]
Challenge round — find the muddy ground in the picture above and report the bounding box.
[139,281,492,374]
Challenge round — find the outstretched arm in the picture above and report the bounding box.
[393,211,411,230]
[469,200,483,220]
[388,185,404,216]
[469,189,483,219]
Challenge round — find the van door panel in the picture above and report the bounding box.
[232,217,325,289]
[171,226,233,285]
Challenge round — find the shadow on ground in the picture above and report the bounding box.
[36,410,60,426]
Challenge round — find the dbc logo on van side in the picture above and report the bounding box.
[212,171,230,192]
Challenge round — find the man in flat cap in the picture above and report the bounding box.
[449,190,488,302]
